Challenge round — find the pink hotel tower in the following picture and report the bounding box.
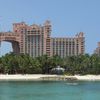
[0,21,85,58]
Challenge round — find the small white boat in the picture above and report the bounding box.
[66,82,78,85]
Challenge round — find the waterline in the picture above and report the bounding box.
[0,74,100,81]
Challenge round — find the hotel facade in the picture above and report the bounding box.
[0,21,85,57]
[94,42,100,56]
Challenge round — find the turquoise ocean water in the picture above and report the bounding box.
[0,81,100,100]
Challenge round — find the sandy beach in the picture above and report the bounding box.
[74,75,100,81]
[0,74,100,81]
[0,74,58,81]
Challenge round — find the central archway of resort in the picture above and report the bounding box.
[0,41,12,56]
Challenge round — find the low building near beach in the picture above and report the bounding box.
[51,66,65,75]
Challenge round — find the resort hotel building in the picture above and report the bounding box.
[94,42,100,56]
[0,21,85,58]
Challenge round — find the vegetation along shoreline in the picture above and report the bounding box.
[0,53,100,75]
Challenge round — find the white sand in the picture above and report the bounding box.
[0,74,100,81]
[0,74,58,81]
[74,75,100,81]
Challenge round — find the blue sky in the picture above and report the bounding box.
[0,0,100,56]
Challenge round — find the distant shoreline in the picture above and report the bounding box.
[0,74,100,81]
